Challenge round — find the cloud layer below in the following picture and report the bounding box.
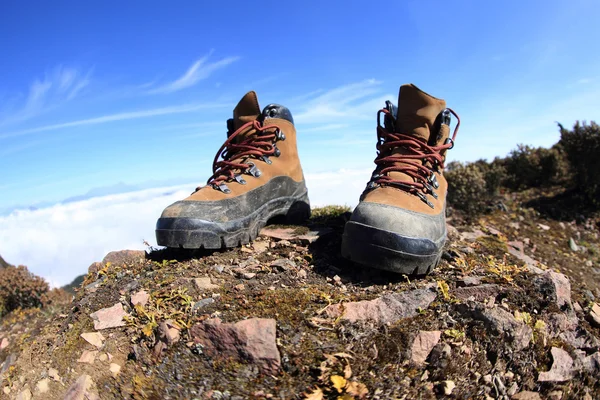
[0,169,371,287]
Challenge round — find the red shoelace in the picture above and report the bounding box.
[372,108,461,200]
[204,120,281,189]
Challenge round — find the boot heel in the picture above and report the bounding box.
[284,199,311,225]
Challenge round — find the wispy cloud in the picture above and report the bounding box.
[0,102,229,140]
[147,51,240,94]
[0,66,92,126]
[294,79,391,124]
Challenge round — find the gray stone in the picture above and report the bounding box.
[89,303,129,330]
[64,374,99,400]
[588,303,600,328]
[190,318,280,374]
[325,286,437,325]
[453,284,503,302]
[410,331,441,366]
[569,238,579,252]
[192,298,215,311]
[459,304,532,350]
[512,392,542,400]
[538,347,574,382]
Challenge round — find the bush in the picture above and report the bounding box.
[559,121,600,205]
[446,161,491,220]
[501,144,569,190]
[0,265,49,317]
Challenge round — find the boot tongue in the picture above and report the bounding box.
[232,90,262,133]
[395,84,446,142]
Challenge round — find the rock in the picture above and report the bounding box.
[547,313,578,335]
[234,284,245,291]
[260,228,297,241]
[48,368,60,382]
[16,388,32,400]
[87,261,103,275]
[98,353,108,362]
[158,320,181,346]
[507,245,540,269]
[459,304,532,350]
[576,351,600,373]
[101,249,145,266]
[588,303,600,328]
[512,392,542,400]
[190,318,280,374]
[538,347,574,382]
[548,390,563,400]
[507,382,519,397]
[560,327,600,350]
[453,284,503,302]
[110,363,121,377]
[508,222,520,230]
[77,350,98,364]
[243,272,256,280]
[428,343,452,369]
[192,298,215,311]
[80,332,105,349]
[90,303,129,330]
[460,229,485,241]
[194,277,220,291]
[447,224,459,241]
[457,276,482,287]
[0,337,8,350]
[297,269,308,279]
[410,331,441,366]
[36,378,50,393]
[441,380,455,395]
[585,260,594,268]
[538,223,550,231]
[569,238,579,252]
[325,286,437,325]
[252,241,270,253]
[532,271,572,311]
[130,289,150,307]
[270,259,296,271]
[64,374,99,400]
[297,228,333,244]
[508,240,524,253]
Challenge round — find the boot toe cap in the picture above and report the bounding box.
[349,201,447,244]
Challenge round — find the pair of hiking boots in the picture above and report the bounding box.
[155,84,460,275]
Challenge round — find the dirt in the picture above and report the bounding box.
[1,200,600,399]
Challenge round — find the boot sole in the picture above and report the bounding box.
[156,193,310,249]
[341,221,445,275]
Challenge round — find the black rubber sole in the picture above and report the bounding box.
[341,221,445,275]
[156,193,310,249]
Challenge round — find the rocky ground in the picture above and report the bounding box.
[1,197,600,399]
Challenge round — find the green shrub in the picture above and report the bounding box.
[446,161,490,220]
[559,120,600,205]
[0,265,49,317]
[501,144,569,190]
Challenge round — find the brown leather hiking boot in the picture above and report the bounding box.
[341,84,460,274]
[156,91,310,249]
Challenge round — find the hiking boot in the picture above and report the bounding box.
[341,84,460,274]
[156,91,310,249]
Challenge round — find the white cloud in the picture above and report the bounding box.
[148,51,240,94]
[0,169,371,287]
[0,66,92,126]
[294,79,393,124]
[0,102,228,140]
[0,184,193,287]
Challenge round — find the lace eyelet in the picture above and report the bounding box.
[234,175,247,185]
[213,183,231,194]
[246,163,262,178]
[262,155,272,165]
[273,144,281,157]
[275,129,286,141]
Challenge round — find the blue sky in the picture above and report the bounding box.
[1,0,600,212]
